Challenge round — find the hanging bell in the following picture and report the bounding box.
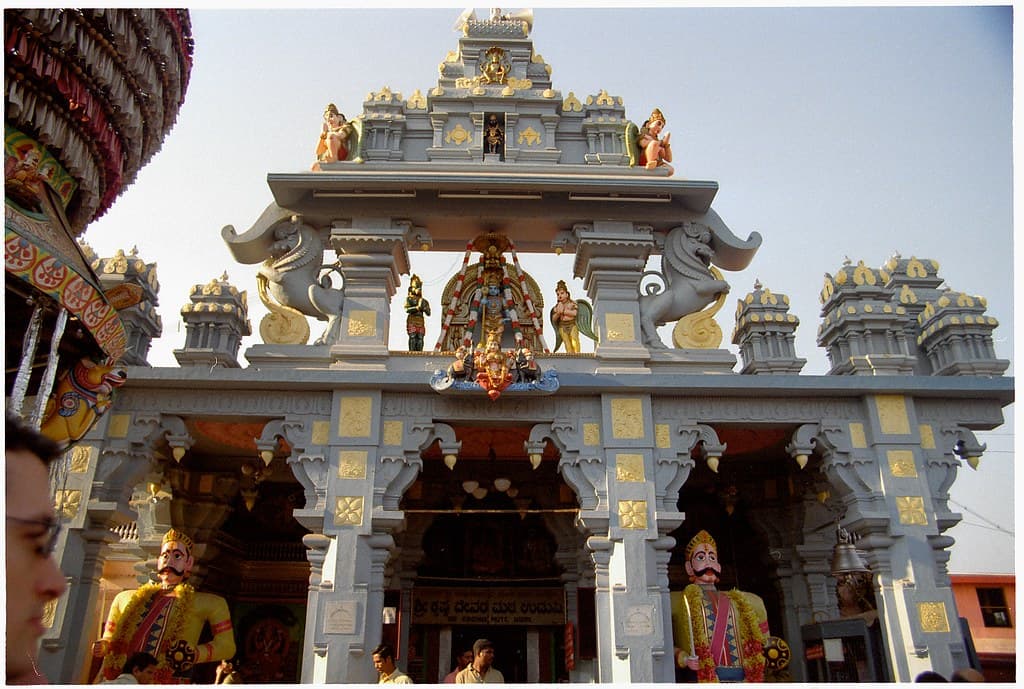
[830,527,870,578]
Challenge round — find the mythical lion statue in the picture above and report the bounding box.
[223,205,345,346]
[638,212,761,349]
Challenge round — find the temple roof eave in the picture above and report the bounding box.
[267,169,720,251]
[119,364,1014,409]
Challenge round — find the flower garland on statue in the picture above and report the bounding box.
[100,582,196,682]
[683,584,766,683]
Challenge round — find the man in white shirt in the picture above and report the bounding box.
[373,643,413,684]
[455,639,504,684]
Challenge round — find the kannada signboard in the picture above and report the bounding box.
[411,588,565,626]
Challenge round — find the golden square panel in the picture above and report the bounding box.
[383,420,403,447]
[875,395,911,435]
[583,423,600,447]
[605,313,635,342]
[311,420,331,445]
[848,422,867,449]
[107,414,131,438]
[616,454,645,482]
[42,598,58,629]
[918,601,950,633]
[339,397,373,438]
[897,496,928,525]
[611,398,644,439]
[334,496,364,526]
[919,424,936,450]
[347,310,377,337]
[887,450,918,478]
[338,450,368,479]
[54,489,81,519]
[655,424,671,449]
[619,500,648,529]
[69,445,93,473]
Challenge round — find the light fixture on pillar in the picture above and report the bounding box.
[830,524,870,583]
[524,439,545,470]
[461,480,479,494]
[440,438,462,470]
[255,436,279,467]
[493,477,512,492]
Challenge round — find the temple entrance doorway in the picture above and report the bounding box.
[397,424,578,683]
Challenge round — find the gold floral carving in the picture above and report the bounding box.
[887,450,918,478]
[918,602,950,633]
[673,275,726,349]
[311,420,330,445]
[338,451,367,479]
[506,77,533,90]
[919,425,935,449]
[852,261,876,286]
[70,445,92,472]
[347,310,376,337]
[605,313,635,342]
[616,454,645,482]
[897,496,928,525]
[905,257,928,277]
[611,398,644,439]
[899,284,918,304]
[619,500,648,529]
[875,395,911,435]
[339,397,372,438]
[848,423,867,448]
[383,420,403,446]
[656,424,671,449]
[406,89,427,110]
[583,423,600,446]
[334,496,364,526]
[103,249,129,274]
[54,489,81,519]
[259,310,309,345]
[107,414,131,438]
[518,127,542,147]
[42,599,58,629]
[446,123,472,145]
[563,92,583,112]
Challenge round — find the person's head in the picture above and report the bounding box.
[684,530,721,585]
[324,103,345,124]
[5,415,67,682]
[372,643,397,676]
[556,280,570,302]
[123,651,158,683]
[455,648,474,671]
[157,528,195,589]
[472,638,495,670]
[915,670,949,682]
[951,668,985,682]
[646,108,666,135]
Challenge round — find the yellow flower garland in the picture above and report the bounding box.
[100,582,196,681]
[682,584,766,682]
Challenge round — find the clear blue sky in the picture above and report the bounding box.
[82,6,1014,573]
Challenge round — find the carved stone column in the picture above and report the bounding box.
[572,221,654,371]
[39,520,116,683]
[812,394,973,681]
[328,219,410,369]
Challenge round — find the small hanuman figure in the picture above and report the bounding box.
[637,107,673,173]
[405,274,431,351]
[315,103,353,163]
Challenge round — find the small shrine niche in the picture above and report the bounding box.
[483,111,507,160]
[434,233,547,353]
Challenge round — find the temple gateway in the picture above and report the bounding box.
[35,9,1010,684]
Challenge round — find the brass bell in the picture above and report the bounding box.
[830,526,870,578]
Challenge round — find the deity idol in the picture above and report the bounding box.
[93,529,235,683]
[670,530,769,682]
